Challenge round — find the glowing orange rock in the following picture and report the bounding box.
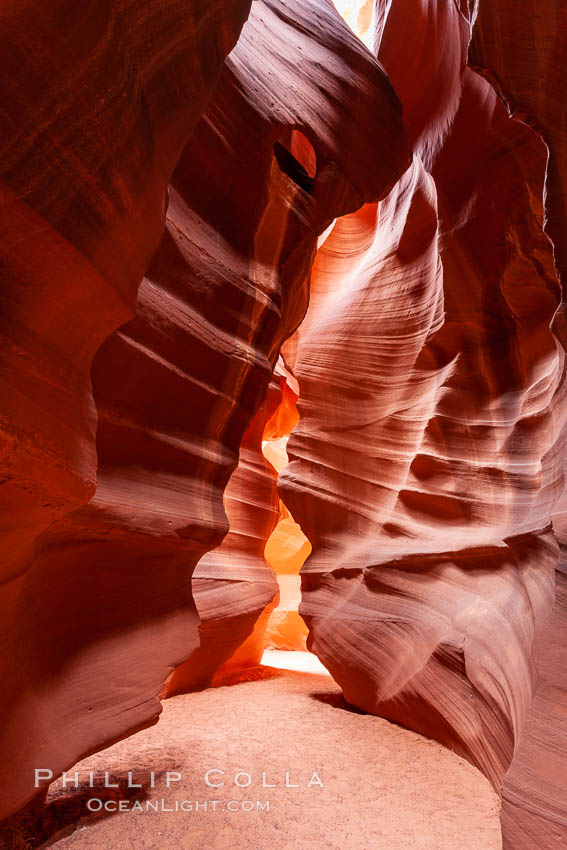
[162,380,282,695]
[260,377,311,652]
[263,494,312,651]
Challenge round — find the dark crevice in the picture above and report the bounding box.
[273,141,315,192]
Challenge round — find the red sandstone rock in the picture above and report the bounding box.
[0,0,409,819]
[162,379,282,696]
[468,14,567,844]
[498,565,567,849]
[262,379,311,651]
[470,2,567,295]
[0,0,254,819]
[280,0,566,790]
[166,366,309,692]
[6,0,565,841]
[0,0,254,584]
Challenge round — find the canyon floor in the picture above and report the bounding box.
[7,652,501,849]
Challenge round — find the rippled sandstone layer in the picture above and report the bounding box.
[0,0,409,819]
[280,0,566,792]
[0,0,255,818]
[3,1,565,844]
[469,7,567,845]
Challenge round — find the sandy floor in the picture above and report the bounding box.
[8,654,501,849]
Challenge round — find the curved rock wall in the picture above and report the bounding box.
[263,377,311,651]
[0,0,253,584]
[497,562,567,849]
[162,376,282,696]
[280,0,566,789]
[0,0,409,819]
[468,6,567,845]
[0,0,254,818]
[470,1,567,295]
[3,0,565,840]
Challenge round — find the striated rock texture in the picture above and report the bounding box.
[162,377,283,696]
[494,477,567,848]
[0,0,255,818]
[280,0,566,791]
[4,0,565,841]
[0,0,409,819]
[497,563,567,849]
[470,1,567,296]
[469,11,567,845]
[166,364,309,694]
[0,0,254,585]
[263,378,311,651]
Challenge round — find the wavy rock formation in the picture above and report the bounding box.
[263,381,311,651]
[470,1,567,295]
[162,377,283,696]
[6,0,563,840]
[0,0,409,819]
[167,365,309,693]
[263,502,312,651]
[497,563,567,849]
[0,0,253,584]
[0,0,254,818]
[281,0,566,790]
[469,13,567,845]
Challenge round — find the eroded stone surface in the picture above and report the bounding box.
[280,0,566,790]
[0,0,409,819]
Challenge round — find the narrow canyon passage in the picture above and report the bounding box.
[1,0,566,848]
[9,661,500,850]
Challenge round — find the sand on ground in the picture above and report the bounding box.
[10,653,501,849]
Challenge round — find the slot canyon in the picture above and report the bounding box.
[0,0,565,848]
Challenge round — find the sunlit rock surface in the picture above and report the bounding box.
[162,378,283,696]
[280,0,566,793]
[332,0,375,47]
[0,0,408,819]
[262,381,311,651]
